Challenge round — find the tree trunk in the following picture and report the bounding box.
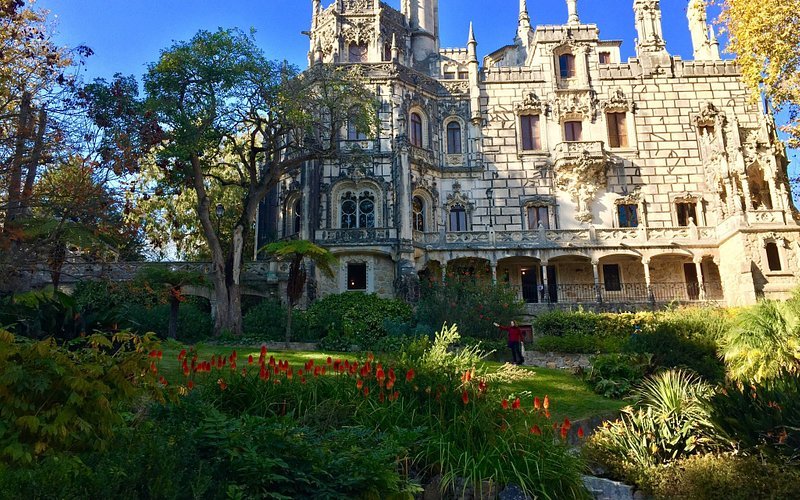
[285,304,293,348]
[6,92,32,225]
[168,291,179,340]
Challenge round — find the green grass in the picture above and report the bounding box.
[158,341,624,421]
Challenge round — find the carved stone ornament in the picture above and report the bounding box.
[442,81,469,95]
[674,192,700,204]
[614,189,642,206]
[342,0,374,13]
[515,91,546,115]
[693,102,724,127]
[601,88,634,113]
[762,233,787,247]
[445,188,474,211]
[555,151,608,223]
[553,90,596,121]
[342,18,375,45]
[522,195,556,207]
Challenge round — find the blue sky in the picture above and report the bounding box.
[34,0,798,182]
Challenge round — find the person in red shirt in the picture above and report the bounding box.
[493,320,525,365]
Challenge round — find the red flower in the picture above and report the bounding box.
[512,397,521,410]
[327,356,332,365]
[248,355,254,365]
[462,370,472,383]
[379,391,386,403]
[357,379,364,390]
[386,380,394,390]
[393,391,400,401]
[533,396,541,410]
[363,386,370,397]
[501,399,509,410]
[545,409,551,419]
[231,350,237,360]
[376,368,385,386]
[462,390,469,405]
[157,351,163,360]
[217,378,227,391]
[178,349,187,361]
[367,352,374,363]
[187,380,195,390]
[261,345,267,356]
[159,376,168,386]
[560,425,568,440]
[530,425,542,436]
[150,361,158,374]
[478,380,487,393]
[577,427,585,439]
[563,418,571,430]
[406,369,415,382]
[543,395,550,410]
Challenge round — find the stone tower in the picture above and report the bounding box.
[402,0,439,70]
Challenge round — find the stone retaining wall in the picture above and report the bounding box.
[522,350,592,370]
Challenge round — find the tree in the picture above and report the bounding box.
[716,0,800,145]
[263,240,335,345]
[89,28,376,336]
[135,266,205,340]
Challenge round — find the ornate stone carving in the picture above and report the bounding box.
[554,148,608,223]
[601,88,634,113]
[442,81,469,95]
[614,189,642,206]
[342,18,375,45]
[342,0,374,13]
[514,91,546,115]
[693,102,725,127]
[552,89,597,121]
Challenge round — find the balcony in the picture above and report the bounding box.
[315,228,397,245]
[552,141,606,170]
[521,282,724,306]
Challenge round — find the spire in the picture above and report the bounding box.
[517,0,533,45]
[566,0,579,25]
[467,22,477,61]
[391,33,399,62]
[687,0,719,60]
[709,25,720,59]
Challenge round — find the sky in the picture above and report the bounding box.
[33,0,798,181]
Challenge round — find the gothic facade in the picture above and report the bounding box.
[257,0,800,310]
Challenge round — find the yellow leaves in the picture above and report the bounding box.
[0,329,13,343]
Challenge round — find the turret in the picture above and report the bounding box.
[633,0,671,75]
[566,0,580,25]
[403,0,440,66]
[688,0,721,60]
[517,0,533,44]
[467,23,481,124]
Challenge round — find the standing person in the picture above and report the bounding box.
[494,320,525,365]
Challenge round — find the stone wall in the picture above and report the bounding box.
[523,350,592,370]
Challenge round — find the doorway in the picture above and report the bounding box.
[683,263,700,300]
[521,268,538,303]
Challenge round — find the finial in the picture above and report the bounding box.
[468,22,476,44]
[566,0,579,25]
[391,33,399,62]
[519,0,530,22]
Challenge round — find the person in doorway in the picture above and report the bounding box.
[493,320,525,365]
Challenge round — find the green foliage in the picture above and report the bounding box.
[416,274,524,339]
[708,372,800,460]
[534,334,626,354]
[242,299,286,342]
[532,310,656,338]
[582,353,653,399]
[124,302,212,342]
[625,323,725,382]
[720,298,800,383]
[310,293,413,351]
[645,453,800,499]
[0,330,164,464]
[585,370,718,485]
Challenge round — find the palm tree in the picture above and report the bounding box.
[136,266,205,339]
[262,240,335,345]
[720,297,800,383]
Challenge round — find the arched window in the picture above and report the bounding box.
[348,43,368,63]
[292,198,302,235]
[412,196,425,232]
[446,121,462,154]
[284,197,302,236]
[347,106,368,141]
[410,112,423,147]
[341,191,376,229]
[559,53,576,79]
[449,203,468,232]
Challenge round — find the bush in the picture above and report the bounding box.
[534,334,626,354]
[242,299,286,342]
[532,310,657,339]
[416,274,524,339]
[582,353,653,399]
[646,453,800,499]
[585,370,718,486]
[124,302,212,342]
[625,323,724,382]
[309,293,413,351]
[708,372,800,460]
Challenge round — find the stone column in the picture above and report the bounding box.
[490,261,498,284]
[642,258,655,306]
[441,261,447,283]
[694,257,706,301]
[540,261,549,303]
[766,177,780,210]
[592,260,603,304]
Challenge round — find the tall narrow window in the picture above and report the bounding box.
[766,242,782,272]
[527,206,550,230]
[559,53,576,78]
[347,263,367,291]
[607,112,628,148]
[383,43,392,62]
[410,112,423,147]
[449,204,468,232]
[617,204,639,228]
[292,198,302,235]
[676,202,698,227]
[348,43,368,63]
[603,264,622,292]
[446,122,462,154]
[564,121,583,142]
[412,196,425,232]
[520,115,541,151]
[599,52,611,64]
[347,106,368,141]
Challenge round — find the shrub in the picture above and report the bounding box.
[646,453,800,499]
[0,330,164,464]
[582,353,652,399]
[124,302,213,342]
[415,275,524,339]
[585,370,718,485]
[242,299,286,342]
[309,293,413,350]
[720,298,800,383]
[625,323,724,382]
[532,310,657,339]
[708,372,800,460]
[534,334,626,354]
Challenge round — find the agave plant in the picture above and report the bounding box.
[720,298,800,383]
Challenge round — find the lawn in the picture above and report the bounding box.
[159,341,624,420]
